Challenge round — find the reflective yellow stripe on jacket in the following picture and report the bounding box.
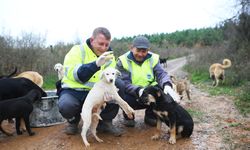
[119,52,159,87]
[62,43,116,90]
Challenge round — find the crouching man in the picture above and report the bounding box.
[58,27,124,136]
[116,36,180,127]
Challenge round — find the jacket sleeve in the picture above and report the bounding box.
[63,45,100,83]
[116,59,141,97]
[153,61,172,88]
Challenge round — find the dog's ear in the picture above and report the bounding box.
[154,86,162,97]
[100,71,105,79]
[170,75,177,83]
[157,91,161,97]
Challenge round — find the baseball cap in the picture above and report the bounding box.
[132,36,150,49]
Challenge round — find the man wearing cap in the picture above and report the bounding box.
[116,36,180,127]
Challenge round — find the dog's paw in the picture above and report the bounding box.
[151,134,160,140]
[84,142,90,147]
[168,137,176,144]
[17,131,23,135]
[96,137,103,143]
[29,132,35,136]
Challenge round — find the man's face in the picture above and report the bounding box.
[131,47,149,62]
[90,34,110,56]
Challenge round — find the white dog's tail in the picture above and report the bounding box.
[221,59,231,69]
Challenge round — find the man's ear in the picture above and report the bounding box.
[156,91,161,97]
[155,86,162,97]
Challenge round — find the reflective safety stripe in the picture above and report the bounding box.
[73,64,82,83]
[149,57,154,76]
[80,44,86,64]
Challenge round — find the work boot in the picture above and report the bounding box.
[123,119,136,127]
[97,120,124,137]
[123,111,135,127]
[144,115,157,127]
[65,122,78,135]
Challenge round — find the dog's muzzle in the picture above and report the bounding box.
[109,79,113,83]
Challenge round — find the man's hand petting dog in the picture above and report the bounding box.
[164,85,180,103]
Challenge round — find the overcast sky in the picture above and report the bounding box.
[0,0,238,45]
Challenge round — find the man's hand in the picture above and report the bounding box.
[164,85,180,103]
[96,51,114,67]
[103,92,114,102]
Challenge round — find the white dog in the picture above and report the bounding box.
[80,67,134,147]
[54,63,64,80]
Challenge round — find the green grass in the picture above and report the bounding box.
[188,69,250,116]
[186,108,204,120]
[42,74,58,90]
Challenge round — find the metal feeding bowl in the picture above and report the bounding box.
[30,91,66,127]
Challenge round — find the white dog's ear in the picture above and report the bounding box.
[100,71,105,79]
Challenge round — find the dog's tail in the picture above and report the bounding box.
[0,66,17,79]
[221,59,231,69]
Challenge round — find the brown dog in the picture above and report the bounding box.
[209,59,231,87]
[170,75,191,100]
[15,71,43,87]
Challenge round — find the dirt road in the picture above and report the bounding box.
[1,57,249,150]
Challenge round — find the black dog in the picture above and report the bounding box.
[0,77,47,125]
[0,89,42,136]
[139,85,193,144]
[0,77,47,101]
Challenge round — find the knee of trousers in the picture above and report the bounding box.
[115,78,125,99]
[58,94,81,119]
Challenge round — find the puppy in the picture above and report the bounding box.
[15,71,44,87]
[170,75,191,100]
[209,59,231,87]
[0,77,47,132]
[54,63,64,80]
[139,85,193,144]
[80,67,134,147]
[0,89,42,136]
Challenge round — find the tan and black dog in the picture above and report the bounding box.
[170,75,191,100]
[139,85,193,144]
[209,59,231,87]
[0,90,42,136]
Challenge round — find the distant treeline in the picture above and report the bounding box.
[111,27,224,58]
[113,27,223,48]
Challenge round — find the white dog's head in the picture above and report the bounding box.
[54,63,63,72]
[100,68,121,84]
